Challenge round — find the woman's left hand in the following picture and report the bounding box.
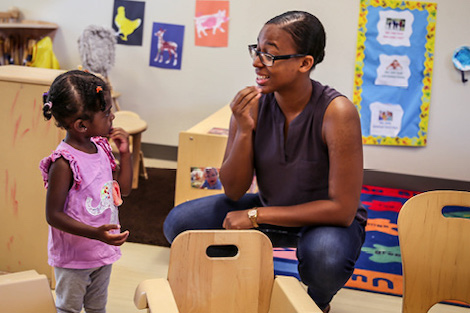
[109,127,130,154]
[223,210,253,229]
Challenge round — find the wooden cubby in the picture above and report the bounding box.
[0,9,58,66]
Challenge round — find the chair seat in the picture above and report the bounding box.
[112,110,148,189]
[113,111,147,134]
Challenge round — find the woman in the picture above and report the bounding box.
[164,11,366,312]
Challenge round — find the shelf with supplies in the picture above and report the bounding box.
[0,21,58,36]
[0,8,58,66]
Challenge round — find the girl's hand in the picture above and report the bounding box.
[96,224,129,246]
[230,86,261,133]
[110,127,133,196]
[222,210,253,230]
[109,127,130,155]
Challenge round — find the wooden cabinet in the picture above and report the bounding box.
[0,65,64,285]
[174,105,231,206]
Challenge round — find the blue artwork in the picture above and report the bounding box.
[112,0,145,46]
[353,0,437,146]
[149,22,185,70]
[453,46,470,82]
[359,6,428,140]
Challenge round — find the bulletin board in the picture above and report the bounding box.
[353,0,437,146]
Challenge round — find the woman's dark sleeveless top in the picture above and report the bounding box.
[253,79,367,223]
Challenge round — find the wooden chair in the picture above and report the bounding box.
[134,230,322,313]
[112,107,148,188]
[398,190,470,312]
[0,270,56,313]
[78,25,148,189]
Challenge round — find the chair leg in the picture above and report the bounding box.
[139,150,148,179]
[131,133,142,189]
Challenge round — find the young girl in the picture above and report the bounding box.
[39,70,132,313]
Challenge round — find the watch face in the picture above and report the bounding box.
[248,208,258,227]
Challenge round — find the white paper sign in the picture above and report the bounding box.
[375,54,411,87]
[377,10,414,47]
[370,102,404,137]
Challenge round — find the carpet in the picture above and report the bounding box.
[344,185,420,295]
[273,185,420,296]
[272,185,470,308]
[119,167,176,247]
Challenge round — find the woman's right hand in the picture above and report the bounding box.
[220,86,260,200]
[230,86,261,133]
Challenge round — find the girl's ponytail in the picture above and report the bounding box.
[42,92,53,120]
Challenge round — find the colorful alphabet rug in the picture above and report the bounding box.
[343,185,420,295]
[273,185,420,296]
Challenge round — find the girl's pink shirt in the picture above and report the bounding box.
[39,137,122,269]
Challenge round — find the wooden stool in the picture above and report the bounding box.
[112,110,148,189]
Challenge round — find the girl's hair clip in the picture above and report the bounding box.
[43,91,49,97]
[44,101,53,110]
[96,86,103,93]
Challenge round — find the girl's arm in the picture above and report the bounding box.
[45,157,129,246]
[223,96,363,229]
[219,86,261,200]
[109,127,133,196]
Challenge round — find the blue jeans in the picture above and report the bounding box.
[164,193,366,310]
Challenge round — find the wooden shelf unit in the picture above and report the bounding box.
[0,20,58,66]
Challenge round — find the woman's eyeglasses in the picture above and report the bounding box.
[248,44,307,67]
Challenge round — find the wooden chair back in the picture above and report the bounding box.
[398,190,470,312]
[167,230,274,313]
[0,270,56,313]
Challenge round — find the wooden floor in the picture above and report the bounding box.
[107,242,469,313]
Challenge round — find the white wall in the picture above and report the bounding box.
[3,0,469,181]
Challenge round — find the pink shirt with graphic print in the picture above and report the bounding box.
[40,137,122,269]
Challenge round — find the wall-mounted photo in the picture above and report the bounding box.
[191,167,222,190]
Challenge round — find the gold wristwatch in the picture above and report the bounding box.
[247,207,259,228]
